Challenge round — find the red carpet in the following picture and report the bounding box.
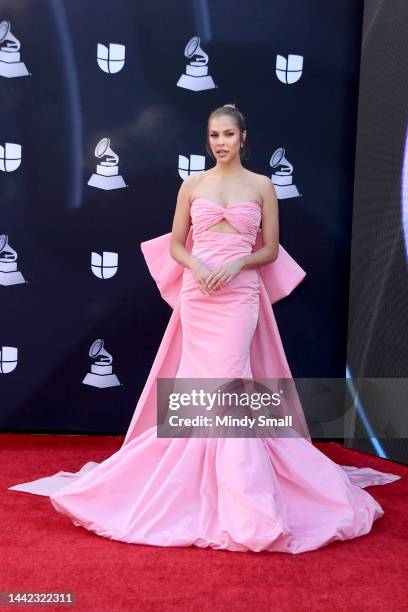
[2,434,407,611]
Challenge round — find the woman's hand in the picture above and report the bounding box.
[190,259,216,295]
[205,258,245,292]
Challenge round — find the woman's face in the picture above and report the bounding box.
[208,115,244,162]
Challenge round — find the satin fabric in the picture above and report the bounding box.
[122,200,310,444]
[8,199,401,554]
[177,200,261,379]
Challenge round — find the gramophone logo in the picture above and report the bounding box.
[178,154,205,181]
[276,54,303,85]
[0,234,26,285]
[0,143,22,172]
[87,137,127,190]
[82,339,121,388]
[270,147,300,199]
[0,20,29,78]
[91,251,118,279]
[0,346,18,374]
[177,35,216,91]
[97,43,125,74]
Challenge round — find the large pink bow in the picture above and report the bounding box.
[140,227,306,308]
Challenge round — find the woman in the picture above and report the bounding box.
[9,104,400,554]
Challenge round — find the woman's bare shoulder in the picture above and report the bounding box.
[241,170,271,206]
[248,169,271,184]
[184,170,212,203]
[251,172,277,201]
[184,169,211,187]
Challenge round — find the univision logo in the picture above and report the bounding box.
[91,251,118,279]
[97,43,125,74]
[0,142,22,172]
[275,54,303,84]
[0,346,18,373]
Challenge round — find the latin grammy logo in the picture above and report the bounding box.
[178,154,206,181]
[0,234,26,286]
[276,54,303,85]
[0,20,29,78]
[97,43,126,74]
[82,339,121,388]
[87,138,127,190]
[91,251,119,279]
[0,345,18,374]
[0,142,22,172]
[270,147,300,199]
[177,35,216,91]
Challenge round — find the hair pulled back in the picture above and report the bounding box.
[206,103,250,161]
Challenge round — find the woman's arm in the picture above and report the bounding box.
[169,174,197,270]
[169,175,214,295]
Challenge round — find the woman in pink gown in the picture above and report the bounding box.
[9,104,401,554]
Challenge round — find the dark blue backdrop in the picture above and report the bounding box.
[0,0,364,434]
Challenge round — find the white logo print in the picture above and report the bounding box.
[91,251,118,279]
[275,54,303,84]
[178,154,205,181]
[97,43,126,74]
[177,36,216,91]
[82,339,121,388]
[0,143,22,172]
[270,147,300,199]
[0,234,26,285]
[0,20,29,78]
[87,138,127,190]
[0,346,18,374]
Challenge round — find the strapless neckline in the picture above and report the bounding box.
[191,198,262,212]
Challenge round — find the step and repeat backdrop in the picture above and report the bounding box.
[1,1,364,437]
[346,0,408,464]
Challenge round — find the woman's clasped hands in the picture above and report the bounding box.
[190,258,244,295]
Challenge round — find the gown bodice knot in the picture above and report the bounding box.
[190,199,262,246]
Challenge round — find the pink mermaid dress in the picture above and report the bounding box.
[8,198,401,554]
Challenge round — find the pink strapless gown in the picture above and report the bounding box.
[8,199,401,554]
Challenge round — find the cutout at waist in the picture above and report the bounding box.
[206,218,241,235]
